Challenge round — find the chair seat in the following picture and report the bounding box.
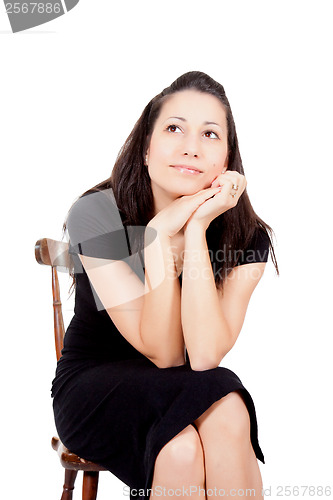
[52,437,107,472]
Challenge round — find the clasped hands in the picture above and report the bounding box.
[186,170,246,230]
[148,170,247,238]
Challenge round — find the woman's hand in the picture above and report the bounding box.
[185,170,247,231]
[147,186,223,238]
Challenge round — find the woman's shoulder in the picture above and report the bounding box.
[67,188,124,241]
[66,188,130,260]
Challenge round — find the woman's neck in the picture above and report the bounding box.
[151,186,178,217]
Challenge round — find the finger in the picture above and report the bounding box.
[189,186,222,198]
[194,187,222,206]
[214,176,237,191]
[214,178,245,203]
[218,171,242,182]
[213,172,246,192]
[178,186,221,210]
[210,175,220,188]
[210,170,232,187]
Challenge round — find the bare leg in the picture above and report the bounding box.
[194,391,263,500]
[150,424,206,499]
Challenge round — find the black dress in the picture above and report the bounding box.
[51,188,269,500]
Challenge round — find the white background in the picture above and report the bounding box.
[1,1,332,498]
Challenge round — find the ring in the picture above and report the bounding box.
[232,184,239,191]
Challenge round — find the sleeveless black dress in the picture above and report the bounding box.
[51,188,269,500]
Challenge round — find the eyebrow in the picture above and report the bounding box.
[164,116,223,128]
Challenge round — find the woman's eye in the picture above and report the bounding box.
[204,131,219,139]
[166,124,181,133]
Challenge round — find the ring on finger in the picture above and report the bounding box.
[230,183,239,197]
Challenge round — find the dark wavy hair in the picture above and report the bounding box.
[65,70,279,289]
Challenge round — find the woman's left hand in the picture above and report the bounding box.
[185,170,247,231]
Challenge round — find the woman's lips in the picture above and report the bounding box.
[170,165,203,175]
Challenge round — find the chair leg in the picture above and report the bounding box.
[82,471,99,500]
[60,469,78,500]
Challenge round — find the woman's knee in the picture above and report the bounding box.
[195,391,251,442]
[156,424,204,467]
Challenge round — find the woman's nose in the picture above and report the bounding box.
[182,135,200,157]
[184,152,198,158]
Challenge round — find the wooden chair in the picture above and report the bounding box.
[35,238,106,500]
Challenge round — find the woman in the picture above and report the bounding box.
[51,70,278,500]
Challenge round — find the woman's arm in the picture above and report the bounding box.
[179,170,266,371]
[137,186,223,368]
[181,222,266,371]
[139,225,185,368]
[78,250,184,368]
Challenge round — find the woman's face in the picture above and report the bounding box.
[146,89,229,213]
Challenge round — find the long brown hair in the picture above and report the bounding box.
[65,70,279,289]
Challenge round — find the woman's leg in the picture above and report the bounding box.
[193,391,263,500]
[150,424,206,499]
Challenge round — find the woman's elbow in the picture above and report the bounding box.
[146,353,186,369]
[189,355,220,371]
[189,348,231,371]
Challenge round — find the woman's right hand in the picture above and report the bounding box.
[147,186,222,238]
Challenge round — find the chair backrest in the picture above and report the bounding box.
[35,238,72,361]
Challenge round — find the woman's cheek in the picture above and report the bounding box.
[207,164,224,186]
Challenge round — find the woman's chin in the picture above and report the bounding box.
[173,185,206,197]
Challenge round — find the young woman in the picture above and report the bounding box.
[51,71,278,500]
